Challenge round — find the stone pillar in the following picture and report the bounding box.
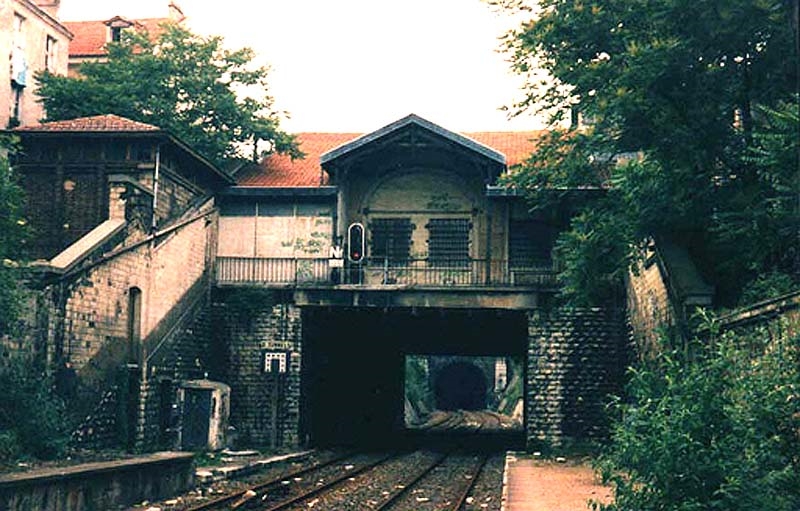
[219,295,303,449]
[526,308,628,449]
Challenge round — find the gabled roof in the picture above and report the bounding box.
[64,17,172,57]
[321,114,506,166]
[15,114,160,132]
[237,129,544,188]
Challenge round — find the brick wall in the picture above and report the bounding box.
[526,307,629,447]
[31,204,219,450]
[211,291,303,449]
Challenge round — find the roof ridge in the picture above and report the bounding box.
[15,114,161,132]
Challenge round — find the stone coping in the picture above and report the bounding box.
[0,451,193,487]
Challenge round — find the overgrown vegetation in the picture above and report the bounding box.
[0,355,68,463]
[595,322,800,510]
[0,136,27,335]
[491,0,799,307]
[36,24,302,167]
[0,139,71,464]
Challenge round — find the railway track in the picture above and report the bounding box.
[182,450,493,511]
[416,409,517,432]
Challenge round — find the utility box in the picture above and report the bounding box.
[177,380,230,451]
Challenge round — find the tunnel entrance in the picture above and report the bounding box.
[300,307,527,448]
[434,361,487,410]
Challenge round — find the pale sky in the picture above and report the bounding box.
[58,0,545,134]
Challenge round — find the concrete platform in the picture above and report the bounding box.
[194,450,313,484]
[501,452,612,511]
[0,451,193,511]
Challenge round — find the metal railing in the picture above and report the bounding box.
[215,256,559,288]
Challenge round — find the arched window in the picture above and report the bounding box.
[127,287,142,364]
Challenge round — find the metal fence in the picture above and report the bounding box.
[215,256,559,288]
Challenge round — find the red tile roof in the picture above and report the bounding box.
[236,131,544,187]
[64,17,172,57]
[236,133,359,187]
[15,114,161,132]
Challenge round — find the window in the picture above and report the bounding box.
[127,287,142,364]
[11,14,28,88]
[9,84,23,127]
[426,218,470,265]
[369,218,413,263]
[45,36,57,72]
[509,220,556,268]
[13,13,24,42]
[110,26,122,42]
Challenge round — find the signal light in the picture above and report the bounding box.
[347,223,365,263]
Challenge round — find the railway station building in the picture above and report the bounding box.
[7,113,629,452]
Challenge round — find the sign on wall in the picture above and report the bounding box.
[263,351,289,373]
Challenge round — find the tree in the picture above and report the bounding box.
[492,0,799,306]
[37,24,301,166]
[0,136,27,336]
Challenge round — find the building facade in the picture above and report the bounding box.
[10,114,232,450]
[63,3,184,77]
[8,113,629,452]
[0,0,71,128]
[215,114,628,449]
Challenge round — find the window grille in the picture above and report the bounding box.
[426,218,471,265]
[369,218,413,263]
[509,221,555,267]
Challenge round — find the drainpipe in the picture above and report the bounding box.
[151,144,161,232]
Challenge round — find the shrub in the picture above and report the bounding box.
[595,325,800,510]
[0,355,68,461]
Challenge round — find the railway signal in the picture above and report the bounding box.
[348,223,365,263]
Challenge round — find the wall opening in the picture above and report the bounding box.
[127,287,142,364]
[404,355,524,433]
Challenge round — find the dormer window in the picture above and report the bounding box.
[105,17,134,43]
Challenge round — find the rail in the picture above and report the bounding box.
[215,256,559,288]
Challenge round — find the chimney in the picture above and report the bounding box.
[34,0,61,18]
[168,2,186,23]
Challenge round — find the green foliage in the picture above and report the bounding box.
[494,0,799,305]
[36,24,302,167]
[596,327,800,510]
[0,136,28,336]
[0,355,68,461]
[404,356,434,415]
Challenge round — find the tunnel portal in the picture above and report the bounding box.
[434,361,488,411]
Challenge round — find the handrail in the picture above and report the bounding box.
[214,256,559,288]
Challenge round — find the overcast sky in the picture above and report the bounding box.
[58,0,544,134]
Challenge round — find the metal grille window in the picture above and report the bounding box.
[509,221,555,267]
[426,218,471,265]
[369,218,413,263]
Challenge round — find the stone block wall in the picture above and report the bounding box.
[136,286,219,452]
[212,291,303,449]
[22,204,219,451]
[526,307,629,447]
[626,257,675,357]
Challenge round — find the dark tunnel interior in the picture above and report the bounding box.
[434,361,488,411]
[300,307,527,447]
